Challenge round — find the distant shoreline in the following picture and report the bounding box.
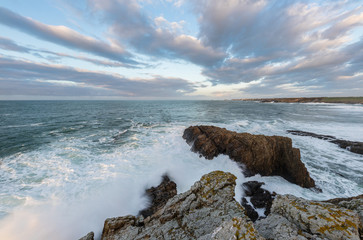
[233,97,363,104]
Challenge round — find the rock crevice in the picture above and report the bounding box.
[80,172,362,240]
[101,171,264,240]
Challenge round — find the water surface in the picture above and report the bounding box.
[0,100,362,239]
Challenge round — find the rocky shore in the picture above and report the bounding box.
[287,130,363,155]
[234,97,363,104]
[183,126,315,188]
[80,126,363,240]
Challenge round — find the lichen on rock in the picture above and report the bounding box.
[101,171,264,240]
[261,194,362,240]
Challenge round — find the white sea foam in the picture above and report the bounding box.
[0,126,246,240]
[0,123,44,128]
[0,102,362,240]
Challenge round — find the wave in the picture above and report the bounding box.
[0,126,246,239]
[0,101,362,240]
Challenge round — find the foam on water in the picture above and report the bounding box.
[0,101,362,240]
[0,125,246,239]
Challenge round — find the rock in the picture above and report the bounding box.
[269,194,361,240]
[242,198,259,222]
[287,130,363,155]
[255,213,333,240]
[325,195,363,238]
[241,181,275,222]
[139,175,177,218]
[79,231,94,240]
[243,181,265,196]
[239,97,363,104]
[101,171,264,240]
[183,126,315,188]
[255,213,313,240]
[204,217,262,240]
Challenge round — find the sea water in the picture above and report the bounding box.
[0,100,362,239]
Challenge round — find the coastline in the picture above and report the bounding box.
[233,97,363,104]
[1,101,362,240]
[81,126,363,240]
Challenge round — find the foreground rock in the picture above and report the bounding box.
[241,181,275,222]
[101,171,264,240]
[287,130,363,155]
[183,126,315,188]
[325,194,363,235]
[255,194,362,240]
[139,175,177,218]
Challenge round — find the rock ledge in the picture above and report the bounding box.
[183,125,315,188]
[101,171,263,240]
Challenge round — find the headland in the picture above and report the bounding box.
[234,97,363,104]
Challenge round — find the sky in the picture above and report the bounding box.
[0,0,362,100]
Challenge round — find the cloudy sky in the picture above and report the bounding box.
[0,0,362,100]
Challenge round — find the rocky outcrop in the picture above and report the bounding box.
[183,126,315,188]
[325,194,363,237]
[79,232,94,240]
[241,181,275,222]
[101,171,264,240]
[255,194,362,240]
[287,130,363,155]
[256,213,312,240]
[238,97,363,104]
[139,175,177,218]
[84,171,362,240]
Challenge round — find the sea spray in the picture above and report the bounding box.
[0,126,245,239]
[0,100,362,239]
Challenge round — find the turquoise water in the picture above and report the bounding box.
[0,100,362,239]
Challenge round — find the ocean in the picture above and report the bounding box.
[0,100,362,239]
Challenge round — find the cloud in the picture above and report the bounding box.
[40,51,140,68]
[1,1,362,99]
[87,0,226,66]
[0,55,196,98]
[0,36,31,53]
[194,0,361,57]
[188,0,363,96]
[0,7,137,65]
[0,36,137,68]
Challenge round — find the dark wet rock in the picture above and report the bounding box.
[241,181,275,222]
[183,125,316,188]
[139,175,177,218]
[250,189,273,210]
[242,198,259,222]
[287,130,363,155]
[324,194,363,205]
[243,181,265,196]
[79,231,94,240]
[331,139,363,155]
[287,130,336,140]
